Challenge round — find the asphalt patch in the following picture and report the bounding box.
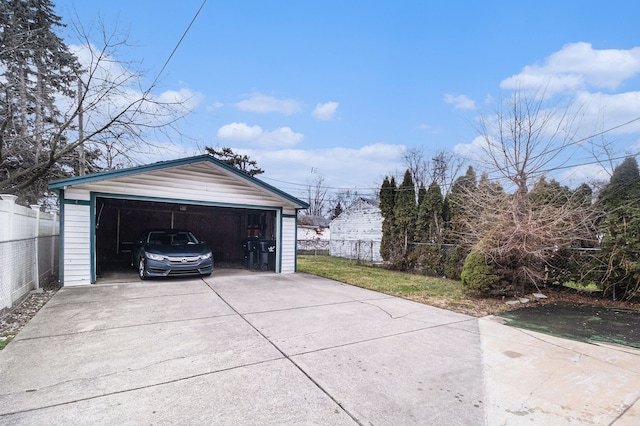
[498,302,640,348]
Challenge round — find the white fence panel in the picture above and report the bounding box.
[0,195,59,314]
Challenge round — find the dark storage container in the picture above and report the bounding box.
[257,240,276,271]
[242,238,259,269]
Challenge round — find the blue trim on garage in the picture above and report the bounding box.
[90,194,96,283]
[58,189,65,286]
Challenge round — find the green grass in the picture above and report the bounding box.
[562,281,600,292]
[0,336,13,350]
[296,255,500,315]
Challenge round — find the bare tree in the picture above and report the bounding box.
[305,175,329,217]
[1,9,194,203]
[476,89,580,196]
[402,147,463,196]
[328,188,360,219]
[457,178,597,295]
[402,147,428,190]
[459,89,597,294]
[431,150,463,195]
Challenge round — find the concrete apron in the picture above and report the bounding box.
[0,271,638,425]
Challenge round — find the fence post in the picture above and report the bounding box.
[0,194,18,241]
[31,205,41,290]
[51,208,59,278]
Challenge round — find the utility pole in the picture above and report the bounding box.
[77,79,85,176]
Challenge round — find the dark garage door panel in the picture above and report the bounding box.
[95,198,275,272]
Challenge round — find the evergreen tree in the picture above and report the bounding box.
[415,184,427,242]
[417,184,427,209]
[598,157,640,299]
[416,181,443,243]
[394,170,417,255]
[0,0,81,202]
[205,146,264,176]
[528,177,571,207]
[329,201,343,220]
[572,183,593,207]
[444,166,477,243]
[379,176,397,261]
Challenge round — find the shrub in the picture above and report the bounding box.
[443,244,469,280]
[460,249,502,294]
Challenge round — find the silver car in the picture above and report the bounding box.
[132,229,214,280]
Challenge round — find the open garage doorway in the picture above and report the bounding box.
[94,197,277,277]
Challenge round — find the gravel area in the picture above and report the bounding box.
[0,287,58,350]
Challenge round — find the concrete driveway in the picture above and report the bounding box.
[0,270,639,425]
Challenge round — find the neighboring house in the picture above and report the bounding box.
[329,198,383,262]
[297,215,330,251]
[48,155,308,286]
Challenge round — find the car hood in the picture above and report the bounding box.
[145,244,211,257]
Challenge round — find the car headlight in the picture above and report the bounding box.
[146,252,165,261]
[200,252,212,260]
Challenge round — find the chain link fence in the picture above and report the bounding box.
[329,239,382,262]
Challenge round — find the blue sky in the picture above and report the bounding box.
[54,0,640,201]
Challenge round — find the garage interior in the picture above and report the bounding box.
[95,197,277,276]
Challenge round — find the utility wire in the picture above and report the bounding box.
[145,0,207,94]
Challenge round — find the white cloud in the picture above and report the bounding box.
[415,124,443,134]
[256,127,304,148]
[501,42,640,96]
[444,94,476,110]
[217,122,304,148]
[453,135,490,160]
[156,88,204,111]
[217,122,263,143]
[235,93,302,115]
[573,90,640,136]
[247,142,407,198]
[206,101,224,111]
[61,43,203,136]
[312,101,339,121]
[557,163,611,187]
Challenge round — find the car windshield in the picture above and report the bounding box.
[146,231,199,246]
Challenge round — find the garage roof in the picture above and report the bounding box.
[49,154,309,209]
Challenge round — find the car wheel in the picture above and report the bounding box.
[138,258,147,280]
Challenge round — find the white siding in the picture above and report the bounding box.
[281,217,297,273]
[74,162,300,210]
[329,199,383,262]
[63,204,91,286]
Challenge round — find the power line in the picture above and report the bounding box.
[146,0,207,93]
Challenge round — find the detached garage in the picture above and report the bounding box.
[48,155,309,286]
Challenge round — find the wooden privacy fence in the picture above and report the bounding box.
[0,195,59,313]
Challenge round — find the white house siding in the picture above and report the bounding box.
[62,203,92,286]
[75,163,298,210]
[281,216,297,273]
[330,199,383,262]
[297,226,330,251]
